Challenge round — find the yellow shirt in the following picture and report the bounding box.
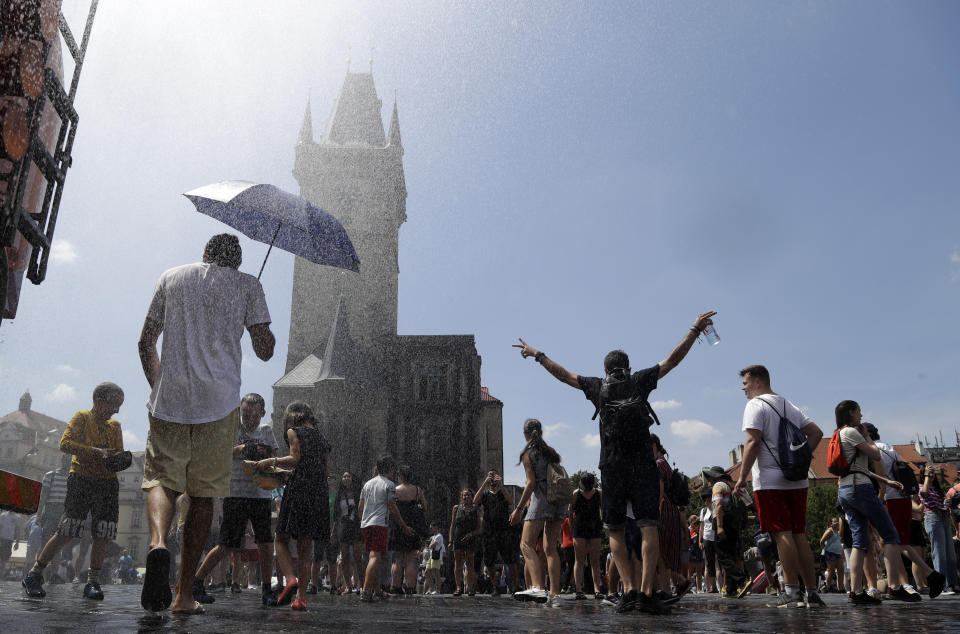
[59,410,123,480]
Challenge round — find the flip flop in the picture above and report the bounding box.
[171,601,205,616]
[141,547,173,612]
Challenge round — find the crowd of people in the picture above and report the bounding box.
[11,235,960,620]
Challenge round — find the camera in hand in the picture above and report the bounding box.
[242,442,273,460]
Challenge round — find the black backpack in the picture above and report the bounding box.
[667,468,690,508]
[591,369,660,428]
[880,448,919,496]
[756,397,813,481]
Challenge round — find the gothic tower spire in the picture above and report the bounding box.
[298,99,313,144]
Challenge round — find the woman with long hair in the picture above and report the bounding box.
[510,418,567,606]
[570,472,604,599]
[449,488,481,596]
[919,463,960,592]
[652,434,691,599]
[264,401,331,611]
[333,472,363,594]
[833,400,919,604]
[388,464,429,594]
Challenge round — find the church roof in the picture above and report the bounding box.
[275,295,371,387]
[321,72,386,147]
[0,401,67,435]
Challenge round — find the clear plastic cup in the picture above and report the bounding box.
[703,324,720,345]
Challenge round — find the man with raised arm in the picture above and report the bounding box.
[137,233,275,616]
[513,310,715,616]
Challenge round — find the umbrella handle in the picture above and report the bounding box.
[258,221,283,280]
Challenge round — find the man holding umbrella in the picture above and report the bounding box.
[137,233,275,615]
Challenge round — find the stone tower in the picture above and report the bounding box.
[275,71,502,519]
[286,72,406,372]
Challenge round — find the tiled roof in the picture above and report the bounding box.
[480,387,502,404]
[0,409,67,435]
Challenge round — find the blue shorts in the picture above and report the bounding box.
[838,483,900,550]
[600,460,659,530]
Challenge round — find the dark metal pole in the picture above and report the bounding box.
[258,221,283,280]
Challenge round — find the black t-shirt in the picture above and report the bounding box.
[481,489,510,532]
[578,364,659,467]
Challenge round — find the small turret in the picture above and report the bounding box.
[388,98,402,151]
[19,391,32,412]
[298,99,313,145]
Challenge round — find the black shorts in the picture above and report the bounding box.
[909,518,926,547]
[600,460,659,529]
[482,528,520,567]
[219,497,273,549]
[312,538,339,562]
[58,473,118,540]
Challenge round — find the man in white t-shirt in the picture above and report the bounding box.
[732,365,823,608]
[137,233,275,615]
[357,455,413,602]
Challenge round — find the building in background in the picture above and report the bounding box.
[274,70,503,519]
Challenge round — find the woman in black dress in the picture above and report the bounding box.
[449,488,481,596]
[388,464,428,594]
[570,472,604,599]
[257,401,330,611]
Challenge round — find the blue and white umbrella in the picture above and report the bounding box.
[184,180,360,278]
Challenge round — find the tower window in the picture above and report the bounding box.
[417,366,447,401]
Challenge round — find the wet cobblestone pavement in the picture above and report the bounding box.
[3,582,959,632]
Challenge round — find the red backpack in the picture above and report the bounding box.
[826,430,854,477]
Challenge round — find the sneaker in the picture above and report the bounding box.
[594,592,603,600]
[514,587,548,603]
[231,582,241,593]
[940,588,956,596]
[805,591,826,607]
[601,592,620,607]
[574,591,586,600]
[546,594,563,608]
[636,591,671,615]
[82,582,104,600]
[657,590,681,606]
[23,571,46,598]
[291,597,307,611]
[926,571,945,599]
[773,591,805,608]
[850,590,882,605]
[193,578,216,604]
[614,589,638,614]
[866,587,881,600]
[888,585,922,603]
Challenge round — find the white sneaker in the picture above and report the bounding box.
[866,587,880,600]
[546,594,563,608]
[940,588,955,596]
[514,587,548,603]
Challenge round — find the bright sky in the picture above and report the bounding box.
[2,1,958,487]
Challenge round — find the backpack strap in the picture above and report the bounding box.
[754,397,785,469]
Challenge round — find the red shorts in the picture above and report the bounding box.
[884,497,911,545]
[240,548,259,563]
[362,526,388,553]
[754,488,808,534]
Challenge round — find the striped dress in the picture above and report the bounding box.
[656,457,683,571]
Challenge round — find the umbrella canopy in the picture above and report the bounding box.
[184,180,360,275]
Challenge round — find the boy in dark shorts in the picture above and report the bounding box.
[23,383,126,601]
[514,309,715,615]
[191,393,278,606]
